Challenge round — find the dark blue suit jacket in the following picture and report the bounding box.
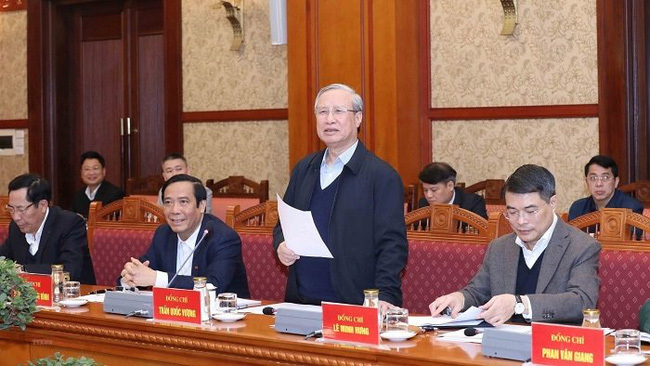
[418,187,488,219]
[140,214,250,297]
[273,142,408,306]
[0,206,96,284]
[568,189,644,221]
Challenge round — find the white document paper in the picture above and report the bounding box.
[408,306,483,326]
[277,194,333,258]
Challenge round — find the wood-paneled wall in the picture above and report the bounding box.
[287,0,422,184]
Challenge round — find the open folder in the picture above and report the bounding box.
[276,194,333,258]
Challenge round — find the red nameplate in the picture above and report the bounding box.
[152,287,202,325]
[20,273,53,307]
[322,302,380,345]
[532,322,605,366]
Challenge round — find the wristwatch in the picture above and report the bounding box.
[514,295,525,315]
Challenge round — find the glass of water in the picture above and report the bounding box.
[216,292,237,314]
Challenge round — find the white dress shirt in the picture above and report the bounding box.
[514,214,559,319]
[320,140,358,189]
[85,183,102,201]
[25,207,49,256]
[154,224,202,288]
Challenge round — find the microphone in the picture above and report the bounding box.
[262,306,277,315]
[464,327,483,336]
[167,221,215,287]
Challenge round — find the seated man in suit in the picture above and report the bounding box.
[568,155,643,221]
[1,174,96,284]
[70,151,125,219]
[120,174,249,297]
[157,152,213,214]
[418,162,488,219]
[429,164,600,325]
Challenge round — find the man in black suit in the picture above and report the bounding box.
[418,162,488,219]
[70,151,125,218]
[0,174,95,284]
[119,174,249,297]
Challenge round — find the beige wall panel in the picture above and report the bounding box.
[0,11,27,119]
[0,130,29,195]
[184,121,289,198]
[430,0,597,107]
[432,118,599,213]
[183,0,288,111]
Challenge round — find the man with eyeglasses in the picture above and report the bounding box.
[70,151,125,219]
[0,174,96,284]
[274,83,408,311]
[119,174,249,296]
[568,155,643,221]
[429,165,600,325]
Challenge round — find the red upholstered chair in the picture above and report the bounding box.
[88,198,165,286]
[568,208,650,242]
[402,239,487,314]
[226,201,286,301]
[206,176,270,221]
[464,179,506,206]
[403,204,492,313]
[597,247,650,329]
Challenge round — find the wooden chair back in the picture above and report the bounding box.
[87,197,165,252]
[206,176,269,202]
[405,204,492,243]
[125,175,164,196]
[619,180,650,208]
[225,201,278,233]
[464,179,505,205]
[568,208,650,248]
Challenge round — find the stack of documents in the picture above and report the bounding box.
[408,306,483,328]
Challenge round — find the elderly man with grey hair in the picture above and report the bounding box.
[273,83,408,311]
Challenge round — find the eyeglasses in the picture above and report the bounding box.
[503,202,547,221]
[5,203,34,216]
[314,106,359,119]
[587,175,613,183]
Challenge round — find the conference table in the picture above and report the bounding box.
[0,287,631,365]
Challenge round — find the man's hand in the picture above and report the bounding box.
[277,241,300,266]
[429,292,464,318]
[120,257,155,287]
[477,294,516,326]
[378,300,396,314]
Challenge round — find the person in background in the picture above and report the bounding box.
[418,162,488,219]
[158,152,213,214]
[568,155,643,220]
[70,151,124,219]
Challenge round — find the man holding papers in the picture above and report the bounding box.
[429,165,600,325]
[273,83,408,309]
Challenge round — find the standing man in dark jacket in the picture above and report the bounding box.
[273,83,408,310]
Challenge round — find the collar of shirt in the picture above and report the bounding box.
[447,189,456,205]
[515,214,558,269]
[320,140,359,189]
[175,222,202,276]
[25,207,49,255]
[85,183,102,201]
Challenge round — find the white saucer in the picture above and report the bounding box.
[212,312,246,322]
[59,299,88,308]
[605,353,647,366]
[380,330,417,342]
